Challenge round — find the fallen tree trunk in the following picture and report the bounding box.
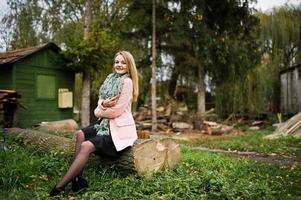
[4,128,74,153]
[39,119,79,131]
[4,128,181,177]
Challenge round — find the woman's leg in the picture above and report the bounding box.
[74,130,85,157]
[55,141,96,188]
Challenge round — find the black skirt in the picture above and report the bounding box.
[81,120,120,158]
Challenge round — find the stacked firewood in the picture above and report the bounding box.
[202,120,234,135]
[265,112,301,139]
[0,90,22,127]
[134,104,193,132]
[0,90,21,104]
[134,104,233,135]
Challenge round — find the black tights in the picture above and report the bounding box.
[56,131,95,188]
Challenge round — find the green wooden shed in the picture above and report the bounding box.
[0,43,74,128]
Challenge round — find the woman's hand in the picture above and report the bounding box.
[102,96,119,108]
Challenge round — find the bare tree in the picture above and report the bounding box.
[151,0,157,131]
[81,0,92,127]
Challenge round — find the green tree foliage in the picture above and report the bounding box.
[245,5,301,114]
[61,29,118,93]
[204,0,262,116]
[2,0,42,49]
[259,5,301,66]
[4,0,293,119]
[116,0,262,116]
[3,0,122,124]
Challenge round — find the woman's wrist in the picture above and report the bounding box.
[101,100,106,108]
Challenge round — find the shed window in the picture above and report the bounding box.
[37,74,56,99]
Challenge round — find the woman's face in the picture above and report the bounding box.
[114,54,128,74]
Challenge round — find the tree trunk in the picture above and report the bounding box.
[84,0,91,40]
[168,67,179,98]
[5,128,181,177]
[197,64,206,115]
[195,64,205,129]
[151,0,157,132]
[5,128,74,153]
[81,0,92,127]
[81,68,91,127]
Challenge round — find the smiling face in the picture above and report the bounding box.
[114,54,128,74]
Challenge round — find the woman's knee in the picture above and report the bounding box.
[80,141,95,154]
[76,130,84,140]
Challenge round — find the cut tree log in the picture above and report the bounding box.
[4,127,73,152]
[39,119,79,131]
[4,128,181,177]
[172,122,193,130]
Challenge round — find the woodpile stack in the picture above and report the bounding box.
[134,105,174,131]
[265,112,301,139]
[134,104,233,135]
[202,121,234,135]
[0,90,22,104]
[5,128,181,177]
[0,90,22,127]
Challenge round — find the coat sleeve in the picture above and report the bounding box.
[94,78,133,119]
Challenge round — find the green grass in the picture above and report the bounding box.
[1,133,301,200]
[187,128,301,157]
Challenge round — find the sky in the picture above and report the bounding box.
[0,0,300,13]
[0,0,300,51]
[252,0,301,11]
[0,0,300,18]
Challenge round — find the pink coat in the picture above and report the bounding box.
[94,77,137,151]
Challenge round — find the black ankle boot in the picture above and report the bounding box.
[72,176,88,193]
[49,186,65,197]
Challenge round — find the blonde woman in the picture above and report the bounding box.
[50,51,139,196]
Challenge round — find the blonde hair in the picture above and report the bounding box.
[114,51,139,102]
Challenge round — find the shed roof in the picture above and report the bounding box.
[280,64,301,74]
[0,42,60,65]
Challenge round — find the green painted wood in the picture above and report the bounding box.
[0,66,13,89]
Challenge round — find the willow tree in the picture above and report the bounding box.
[1,0,43,49]
[251,4,301,113]
[258,5,301,66]
[203,0,261,116]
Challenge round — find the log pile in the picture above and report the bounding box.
[4,128,181,177]
[134,104,233,135]
[0,90,22,104]
[0,90,22,127]
[202,121,234,135]
[265,112,301,139]
[134,105,174,131]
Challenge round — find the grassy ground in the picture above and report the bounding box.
[0,129,301,200]
[186,127,301,157]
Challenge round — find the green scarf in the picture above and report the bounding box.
[94,73,128,136]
